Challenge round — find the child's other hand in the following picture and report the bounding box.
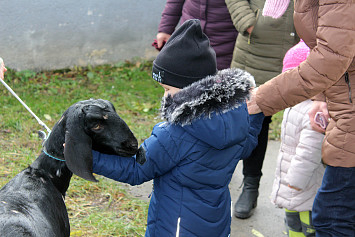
[288,184,301,191]
[136,146,146,165]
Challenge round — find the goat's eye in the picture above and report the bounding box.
[92,124,101,131]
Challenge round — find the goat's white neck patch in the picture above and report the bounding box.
[56,169,62,177]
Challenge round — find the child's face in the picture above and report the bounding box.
[160,83,181,97]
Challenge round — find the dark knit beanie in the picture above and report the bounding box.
[152,19,217,89]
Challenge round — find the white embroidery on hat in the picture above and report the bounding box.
[152,71,164,83]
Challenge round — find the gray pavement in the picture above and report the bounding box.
[126,140,285,237]
[229,140,285,237]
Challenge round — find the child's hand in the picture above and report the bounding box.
[136,146,146,165]
[288,184,301,191]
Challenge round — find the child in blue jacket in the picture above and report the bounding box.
[92,19,264,237]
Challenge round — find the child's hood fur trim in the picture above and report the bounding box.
[160,68,255,126]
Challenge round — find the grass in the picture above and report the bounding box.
[0,60,161,236]
[0,59,282,236]
[269,111,283,140]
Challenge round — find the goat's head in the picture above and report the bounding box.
[44,99,138,182]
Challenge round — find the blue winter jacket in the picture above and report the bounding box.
[92,68,264,237]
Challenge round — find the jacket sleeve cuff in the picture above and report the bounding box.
[92,150,105,174]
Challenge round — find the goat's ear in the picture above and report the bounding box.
[64,127,98,182]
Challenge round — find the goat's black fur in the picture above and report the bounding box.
[0,99,141,237]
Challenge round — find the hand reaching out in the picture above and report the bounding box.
[247,87,262,114]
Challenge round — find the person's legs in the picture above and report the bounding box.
[242,116,272,176]
[299,211,315,237]
[313,166,355,237]
[285,209,305,237]
[234,116,271,219]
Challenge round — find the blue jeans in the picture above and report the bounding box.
[312,166,355,237]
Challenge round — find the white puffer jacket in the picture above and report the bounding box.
[270,99,325,212]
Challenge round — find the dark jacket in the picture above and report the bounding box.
[226,0,299,85]
[256,0,355,167]
[92,68,264,237]
[158,0,238,70]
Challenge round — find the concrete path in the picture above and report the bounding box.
[126,140,285,237]
[229,140,285,237]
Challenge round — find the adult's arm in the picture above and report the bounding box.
[158,0,186,34]
[225,0,255,35]
[255,1,355,116]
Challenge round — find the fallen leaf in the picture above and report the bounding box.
[44,114,52,121]
[252,229,265,237]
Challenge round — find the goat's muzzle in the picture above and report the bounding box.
[116,140,138,157]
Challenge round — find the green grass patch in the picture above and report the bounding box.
[0,60,161,236]
[0,59,282,236]
[269,110,284,141]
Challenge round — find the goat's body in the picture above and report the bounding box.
[0,99,139,236]
[0,165,70,237]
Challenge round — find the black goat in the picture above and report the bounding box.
[0,99,146,237]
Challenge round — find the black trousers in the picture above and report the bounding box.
[242,116,272,177]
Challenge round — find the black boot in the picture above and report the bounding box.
[234,175,261,219]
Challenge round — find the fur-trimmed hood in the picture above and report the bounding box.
[92,70,265,237]
[161,68,255,125]
[160,68,255,149]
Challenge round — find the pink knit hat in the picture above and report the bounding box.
[282,39,310,72]
[262,0,291,19]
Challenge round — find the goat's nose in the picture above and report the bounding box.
[123,140,138,151]
[130,141,138,150]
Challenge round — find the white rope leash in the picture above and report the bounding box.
[0,58,51,135]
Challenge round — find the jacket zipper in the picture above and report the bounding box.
[176,217,181,237]
[345,71,352,103]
